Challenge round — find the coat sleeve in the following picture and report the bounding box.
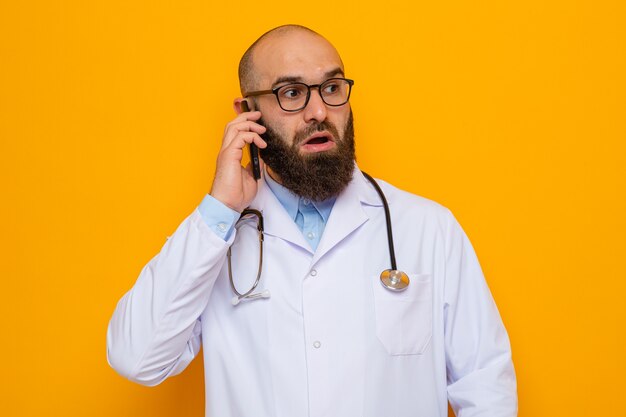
[443,210,518,416]
[106,209,233,386]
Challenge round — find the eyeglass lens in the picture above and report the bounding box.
[276,78,351,111]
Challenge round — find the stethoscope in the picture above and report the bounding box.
[228,171,410,306]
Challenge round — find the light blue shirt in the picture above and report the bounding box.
[198,174,335,251]
[264,173,335,251]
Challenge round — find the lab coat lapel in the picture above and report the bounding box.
[248,176,313,253]
[311,168,381,266]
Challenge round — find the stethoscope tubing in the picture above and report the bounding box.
[360,171,398,271]
[228,170,408,304]
[227,208,264,303]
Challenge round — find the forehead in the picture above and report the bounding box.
[252,31,344,86]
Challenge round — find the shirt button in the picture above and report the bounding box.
[313,341,321,349]
[309,269,317,276]
[217,222,227,232]
[306,231,315,240]
[302,198,311,206]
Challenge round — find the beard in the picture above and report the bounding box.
[259,111,356,201]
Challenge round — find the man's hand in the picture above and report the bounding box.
[210,110,267,213]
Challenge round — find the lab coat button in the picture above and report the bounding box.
[313,341,321,349]
[309,269,317,276]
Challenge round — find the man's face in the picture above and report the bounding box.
[249,31,355,200]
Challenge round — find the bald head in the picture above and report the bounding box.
[238,25,344,95]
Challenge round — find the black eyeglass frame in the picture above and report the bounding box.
[244,78,355,112]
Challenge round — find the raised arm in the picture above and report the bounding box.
[106,107,267,385]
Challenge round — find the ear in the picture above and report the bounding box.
[233,98,249,115]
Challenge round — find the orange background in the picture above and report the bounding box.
[1,1,625,416]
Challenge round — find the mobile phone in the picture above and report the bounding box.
[241,100,261,180]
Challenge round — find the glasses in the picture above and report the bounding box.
[244,78,354,112]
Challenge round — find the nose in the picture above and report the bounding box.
[303,87,328,123]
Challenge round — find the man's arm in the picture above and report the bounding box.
[106,107,267,386]
[106,207,233,385]
[443,211,518,416]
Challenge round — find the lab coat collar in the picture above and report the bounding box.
[248,164,384,259]
[311,165,382,265]
[349,166,385,208]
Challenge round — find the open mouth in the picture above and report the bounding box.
[298,130,337,153]
[307,136,329,145]
[302,132,333,146]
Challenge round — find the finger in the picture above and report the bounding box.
[222,120,267,148]
[221,132,267,153]
[252,134,268,149]
[225,111,262,130]
[240,110,262,121]
[224,120,266,139]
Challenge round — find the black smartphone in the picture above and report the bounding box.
[241,100,261,180]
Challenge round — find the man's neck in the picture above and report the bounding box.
[265,166,282,185]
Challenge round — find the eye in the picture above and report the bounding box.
[279,84,306,100]
[322,81,341,95]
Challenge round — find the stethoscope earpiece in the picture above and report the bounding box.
[380,269,410,291]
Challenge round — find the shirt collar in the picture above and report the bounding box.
[264,171,336,222]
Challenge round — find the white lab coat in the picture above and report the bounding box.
[107,167,517,417]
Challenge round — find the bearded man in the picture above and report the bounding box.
[107,25,518,417]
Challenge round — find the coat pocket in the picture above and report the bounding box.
[371,273,433,355]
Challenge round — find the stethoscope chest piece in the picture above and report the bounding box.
[380,269,410,291]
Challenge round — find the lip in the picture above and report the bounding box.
[300,131,336,153]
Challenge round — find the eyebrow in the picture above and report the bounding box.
[271,67,345,88]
